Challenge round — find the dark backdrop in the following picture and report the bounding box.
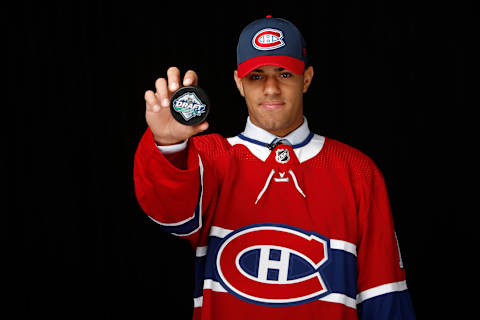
[6,1,469,319]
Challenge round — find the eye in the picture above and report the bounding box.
[249,74,263,80]
[280,72,292,79]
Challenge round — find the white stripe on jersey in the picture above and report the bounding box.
[196,279,357,310]
[356,280,408,304]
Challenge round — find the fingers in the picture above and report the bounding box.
[146,67,205,138]
[167,66,181,91]
[155,77,170,108]
[168,67,198,88]
[192,121,209,134]
[183,70,198,86]
[152,67,200,109]
[144,90,161,112]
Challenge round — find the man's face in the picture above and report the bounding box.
[234,65,314,137]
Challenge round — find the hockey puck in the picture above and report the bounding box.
[170,86,210,126]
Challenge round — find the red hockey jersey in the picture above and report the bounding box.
[133,119,415,319]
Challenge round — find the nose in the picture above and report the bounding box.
[263,76,281,96]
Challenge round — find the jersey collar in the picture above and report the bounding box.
[239,116,312,148]
[228,116,325,163]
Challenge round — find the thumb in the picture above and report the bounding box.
[191,121,209,135]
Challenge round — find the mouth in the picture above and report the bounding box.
[260,100,285,110]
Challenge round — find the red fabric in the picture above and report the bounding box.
[202,291,358,320]
[133,129,409,319]
[237,55,305,78]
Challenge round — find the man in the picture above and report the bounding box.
[134,16,416,319]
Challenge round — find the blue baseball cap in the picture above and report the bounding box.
[236,15,307,78]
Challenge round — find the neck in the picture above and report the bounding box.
[252,116,304,138]
[268,124,302,137]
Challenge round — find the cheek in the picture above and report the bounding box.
[282,86,303,106]
[242,93,257,117]
[243,87,262,107]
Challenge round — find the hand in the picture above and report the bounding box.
[144,67,209,145]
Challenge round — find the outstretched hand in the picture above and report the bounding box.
[144,66,209,145]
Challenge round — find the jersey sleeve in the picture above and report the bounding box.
[355,162,416,319]
[133,128,220,247]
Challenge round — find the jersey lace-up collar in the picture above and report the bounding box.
[254,141,307,205]
[226,116,326,203]
[255,168,306,204]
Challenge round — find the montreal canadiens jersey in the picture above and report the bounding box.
[133,120,416,319]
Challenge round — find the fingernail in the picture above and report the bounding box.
[162,98,169,107]
[184,78,192,86]
[170,82,178,91]
[152,104,161,112]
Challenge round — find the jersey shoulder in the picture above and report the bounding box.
[190,133,231,160]
[313,137,381,180]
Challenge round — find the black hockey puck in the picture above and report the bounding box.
[170,86,210,126]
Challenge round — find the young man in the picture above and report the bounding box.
[134,16,416,319]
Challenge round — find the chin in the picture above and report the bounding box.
[258,118,289,133]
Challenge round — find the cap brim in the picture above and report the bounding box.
[237,55,305,78]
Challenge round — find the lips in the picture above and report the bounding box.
[261,100,284,110]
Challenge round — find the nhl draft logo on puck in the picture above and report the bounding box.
[215,223,331,306]
[170,86,210,126]
[172,92,205,120]
[252,28,285,51]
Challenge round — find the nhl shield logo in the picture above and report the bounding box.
[172,92,206,121]
[275,148,290,164]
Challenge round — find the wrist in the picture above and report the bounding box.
[153,135,185,146]
[156,139,188,154]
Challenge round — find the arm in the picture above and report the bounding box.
[134,128,205,245]
[134,67,210,245]
[157,140,188,170]
[355,164,416,319]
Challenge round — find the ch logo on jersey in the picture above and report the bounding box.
[215,223,331,306]
[275,148,290,164]
[172,92,206,121]
[252,28,285,51]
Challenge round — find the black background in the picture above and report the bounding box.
[6,0,470,319]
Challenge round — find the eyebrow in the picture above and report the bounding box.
[252,67,286,73]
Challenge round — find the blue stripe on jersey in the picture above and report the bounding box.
[151,157,204,236]
[193,235,358,300]
[357,290,416,319]
[292,132,315,148]
[237,133,274,148]
[323,248,357,298]
[155,183,202,235]
[194,254,206,298]
[237,132,314,149]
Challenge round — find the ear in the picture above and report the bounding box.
[234,70,245,97]
[302,66,314,93]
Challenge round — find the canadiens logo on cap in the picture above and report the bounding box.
[252,28,285,51]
